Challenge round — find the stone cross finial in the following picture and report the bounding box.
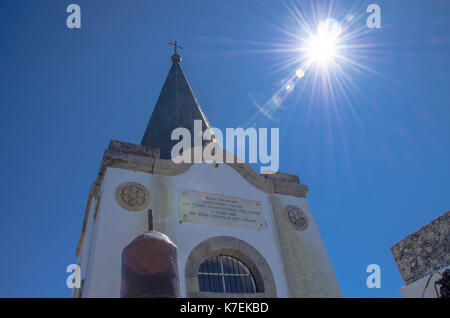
[169,41,182,54]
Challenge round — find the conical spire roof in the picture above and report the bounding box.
[141,52,212,159]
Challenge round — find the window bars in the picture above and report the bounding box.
[198,255,256,293]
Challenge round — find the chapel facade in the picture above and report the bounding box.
[74,49,342,298]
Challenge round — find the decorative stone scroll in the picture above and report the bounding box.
[115,182,150,211]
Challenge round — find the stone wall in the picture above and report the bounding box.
[391,210,450,284]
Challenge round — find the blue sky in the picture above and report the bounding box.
[0,0,449,297]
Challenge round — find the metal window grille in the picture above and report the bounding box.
[198,255,256,293]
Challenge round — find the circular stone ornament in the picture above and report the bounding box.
[115,182,150,211]
[285,205,309,231]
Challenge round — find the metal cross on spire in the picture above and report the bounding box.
[169,41,182,54]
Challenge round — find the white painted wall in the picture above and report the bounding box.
[77,162,336,298]
[165,163,290,297]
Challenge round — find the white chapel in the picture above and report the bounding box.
[74,48,342,298]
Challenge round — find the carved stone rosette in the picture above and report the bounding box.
[285,205,309,231]
[115,182,150,211]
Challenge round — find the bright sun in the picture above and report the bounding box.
[305,18,342,67]
[248,2,378,122]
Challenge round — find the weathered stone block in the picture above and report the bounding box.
[391,210,450,284]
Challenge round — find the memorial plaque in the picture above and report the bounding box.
[179,189,266,231]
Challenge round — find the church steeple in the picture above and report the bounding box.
[76,44,340,299]
[141,44,212,159]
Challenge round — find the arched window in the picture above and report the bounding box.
[198,255,256,293]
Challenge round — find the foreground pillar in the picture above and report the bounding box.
[121,232,180,298]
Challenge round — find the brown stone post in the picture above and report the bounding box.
[121,232,180,298]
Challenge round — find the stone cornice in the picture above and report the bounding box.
[103,140,308,197]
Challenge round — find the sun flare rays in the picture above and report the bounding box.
[245,0,386,127]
